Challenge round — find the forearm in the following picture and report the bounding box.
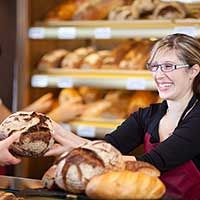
[0,99,11,123]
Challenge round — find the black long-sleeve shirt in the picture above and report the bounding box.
[104,95,200,172]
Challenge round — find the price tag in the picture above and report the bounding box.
[76,126,96,138]
[173,27,197,37]
[57,27,77,39]
[56,77,73,88]
[31,75,48,87]
[94,27,111,39]
[126,79,147,90]
[29,27,45,39]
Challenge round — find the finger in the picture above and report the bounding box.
[3,133,21,147]
[44,146,67,157]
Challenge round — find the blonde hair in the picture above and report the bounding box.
[148,33,200,99]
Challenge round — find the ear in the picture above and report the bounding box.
[189,64,200,80]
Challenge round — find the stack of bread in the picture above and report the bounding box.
[42,141,166,199]
[37,40,153,70]
[47,88,158,122]
[45,0,190,21]
[48,88,158,121]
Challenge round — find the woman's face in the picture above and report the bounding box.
[151,49,193,100]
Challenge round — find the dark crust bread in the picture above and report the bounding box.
[62,148,104,193]
[1,112,54,157]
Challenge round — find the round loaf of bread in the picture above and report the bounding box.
[55,140,125,193]
[0,111,54,157]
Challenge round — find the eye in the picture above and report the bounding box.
[146,63,159,71]
[162,64,174,71]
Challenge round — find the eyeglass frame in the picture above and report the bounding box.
[146,63,191,72]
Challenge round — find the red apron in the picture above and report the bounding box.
[144,133,200,200]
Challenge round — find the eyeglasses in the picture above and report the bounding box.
[146,63,190,72]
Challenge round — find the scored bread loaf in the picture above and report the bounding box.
[86,170,166,199]
[55,140,125,193]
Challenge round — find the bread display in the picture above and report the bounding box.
[0,111,54,157]
[38,49,68,70]
[125,160,160,177]
[86,170,166,199]
[53,140,124,193]
[58,88,82,105]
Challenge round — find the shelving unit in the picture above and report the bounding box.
[31,69,155,90]
[29,19,200,39]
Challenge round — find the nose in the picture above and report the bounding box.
[152,67,166,79]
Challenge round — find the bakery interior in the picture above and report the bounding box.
[0,0,200,199]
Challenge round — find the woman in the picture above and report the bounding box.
[46,33,200,199]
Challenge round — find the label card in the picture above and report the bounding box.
[77,125,96,138]
[57,27,77,39]
[94,27,111,39]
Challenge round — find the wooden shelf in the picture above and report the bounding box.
[31,69,156,90]
[29,19,200,39]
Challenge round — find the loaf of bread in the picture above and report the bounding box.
[58,88,82,105]
[38,49,68,70]
[45,0,82,21]
[127,91,158,114]
[86,171,166,199]
[81,100,111,118]
[108,6,139,20]
[125,160,160,177]
[152,2,187,19]
[78,86,103,103]
[0,111,54,157]
[55,140,125,193]
[73,0,123,20]
[0,191,24,200]
[61,47,95,69]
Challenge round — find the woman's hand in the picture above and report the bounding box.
[44,122,88,157]
[0,133,21,166]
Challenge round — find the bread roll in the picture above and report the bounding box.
[58,88,82,105]
[38,49,68,70]
[81,100,111,118]
[55,140,125,193]
[78,86,103,103]
[0,111,54,157]
[86,171,166,199]
[152,2,187,19]
[125,160,160,177]
[0,191,24,200]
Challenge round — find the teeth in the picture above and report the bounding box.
[158,83,172,88]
